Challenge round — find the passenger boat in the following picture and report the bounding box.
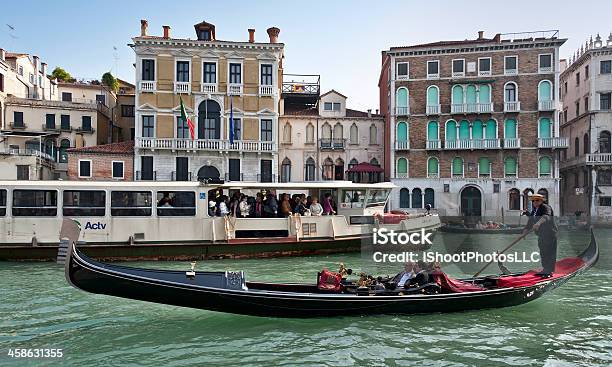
[0,180,440,260]
[440,224,523,234]
[64,230,599,317]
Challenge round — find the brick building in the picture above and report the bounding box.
[67,140,134,181]
[379,31,567,222]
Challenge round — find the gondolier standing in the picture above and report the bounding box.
[522,193,558,278]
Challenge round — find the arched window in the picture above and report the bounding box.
[459,120,470,140]
[466,85,477,106]
[424,188,435,208]
[574,137,580,157]
[198,100,221,139]
[445,120,457,141]
[333,123,343,140]
[539,118,552,138]
[321,123,331,139]
[283,123,292,143]
[322,157,334,180]
[478,157,491,177]
[504,119,517,140]
[584,133,590,154]
[427,121,439,141]
[479,84,491,104]
[348,158,358,169]
[399,188,410,208]
[335,158,344,180]
[281,158,291,183]
[396,87,409,114]
[539,156,552,177]
[538,80,553,101]
[504,157,517,176]
[427,157,439,178]
[452,157,463,177]
[485,119,497,139]
[472,120,483,140]
[369,124,377,145]
[306,123,315,143]
[412,188,422,209]
[305,157,316,181]
[397,157,408,177]
[59,139,71,163]
[523,188,534,212]
[44,138,55,160]
[349,123,358,144]
[452,85,464,106]
[370,158,379,166]
[397,121,408,141]
[600,131,611,153]
[504,82,517,102]
[508,188,521,210]
[427,86,439,106]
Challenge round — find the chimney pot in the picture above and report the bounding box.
[140,19,148,37]
[248,28,255,43]
[163,25,171,39]
[267,27,280,43]
[493,33,501,43]
[478,31,484,40]
[0,48,5,61]
[367,109,372,118]
[375,109,379,115]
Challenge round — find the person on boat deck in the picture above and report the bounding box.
[208,200,216,216]
[306,196,313,209]
[218,196,229,216]
[294,197,309,216]
[310,197,323,216]
[408,261,434,287]
[322,193,336,215]
[522,193,558,278]
[392,262,415,288]
[253,193,264,218]
[239,195,250,218]
[263,193,278,218]
[280,194,292,217]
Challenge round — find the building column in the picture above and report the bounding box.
[591,168,598,218]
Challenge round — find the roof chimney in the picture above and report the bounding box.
[367,109,372,118]
[0,48,5,61]
[375,109,379,115]
[140,19,148,37]
[478,31,484,40]
[163,25,171,39]
[493,33,501,43]
[267,27,280,43]
[248,28,255,43]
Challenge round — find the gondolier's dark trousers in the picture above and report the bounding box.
[537,235,557,274]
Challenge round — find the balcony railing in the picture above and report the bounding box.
[586,153,612,164]
[539,100,555,111]
[445,139,472,150]
[76,127,95,134]
[201,83,217,94]
[319,138,345,150]
[504,69,518,76]
[504,138,521,149]
[174,82,191,94]
[539,66,553,73]
[445,139,501,150]
[451,103,494,114]
[259,85,274,96]
[171,171,193,181]
[136,170,157,181]
[538,137,569,148]
[426,104,441,115]
[427,140,441,150]
[228,84,243,95]
[395,173,409,179]
[451,71,465,78]
[395,140,410,150]
[504,101,521,112]
[395,106,409,116]
[136,138,276,153]
[0,147,55,161]
[139,81,156,92]
[9,122,26,129]
[42,124,59,131]
[478,70,492,76]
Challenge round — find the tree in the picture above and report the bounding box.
[101,72,119,92]
[50,67,73,82]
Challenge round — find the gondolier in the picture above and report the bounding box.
[523,194,558,278]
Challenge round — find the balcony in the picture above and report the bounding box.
[538,137,569,148]
[135,138,276,153]
[76,127,96,134]
[538,100,555,111]
[504,101,521,112]
[139,81,156,93]
[171,171,193,181]
[395,140,410,150]
[561,153,612,169]
[259,85,274,96]
[426,104,441,115]
[174,82,191,94]
[539,66,553,74]
[426,140,441,150]
[0,147,55,161]
[319,138,345,150]
[504,69,518,76]
[472,139,501,149]
[451,103,494,114]
[9,122,26,129]
[228,84,243,96]
[201,83,217,94]
[504,138,521,149]
[136,171,157,181]
[394,173,409,179]
[42,124,59,132]
[444,139,501,150]
[395,106,410,116]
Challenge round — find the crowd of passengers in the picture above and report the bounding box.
[208,190,338,218]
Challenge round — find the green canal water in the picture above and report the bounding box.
[1,230,610,366]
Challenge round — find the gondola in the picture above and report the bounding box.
[440,224,523,234]
[65,230,599,318]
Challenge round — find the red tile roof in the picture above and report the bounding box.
[5,52,28,59]
[283,106,382,118]
[67,141,134,154]
[390,38,496,50]
[346,108,382,118]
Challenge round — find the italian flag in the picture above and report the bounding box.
[179,96,195,140]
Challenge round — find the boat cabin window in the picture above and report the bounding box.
[341,190,364,209]
[366,189,390,208]
[0,189,6,216]
[63,190,106,217]
[111,191,152,216]
[156,191,196,216]
[12,189,57,216]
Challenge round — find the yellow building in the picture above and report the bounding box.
[131,20,284,182]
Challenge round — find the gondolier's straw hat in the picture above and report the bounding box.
[529,194,546,201]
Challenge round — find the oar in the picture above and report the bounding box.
[472,227,534,278]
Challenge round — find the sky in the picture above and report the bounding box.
[1,0,611,111]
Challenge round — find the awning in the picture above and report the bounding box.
[346,162,384,173]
